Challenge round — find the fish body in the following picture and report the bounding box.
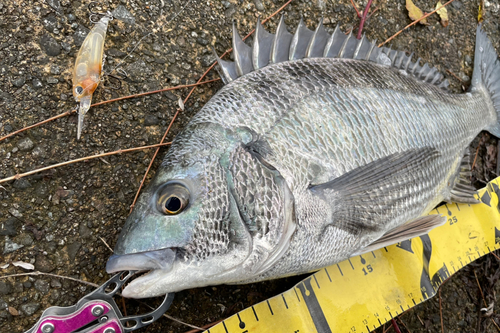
[72,15,111,139]
[106,19,500,298]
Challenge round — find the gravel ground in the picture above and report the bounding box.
[1,0,500,332]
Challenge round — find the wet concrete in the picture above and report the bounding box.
[1,0,500,332]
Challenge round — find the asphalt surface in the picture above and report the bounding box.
[1,0,500,332]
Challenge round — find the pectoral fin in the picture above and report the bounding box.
[310,148,441,233]
[352,214,446,256]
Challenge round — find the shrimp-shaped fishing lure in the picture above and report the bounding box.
[72,14,111,139]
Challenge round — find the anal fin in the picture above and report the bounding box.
[450,149,479,204]
[352,214,446,256]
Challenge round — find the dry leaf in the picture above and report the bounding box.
[436,1,449,27]
[0,263,9,269]
[406,0,428,25]
[478,0,485,23]
[12,261,35,270]
[178,97,185,111]
[8,307,19,316]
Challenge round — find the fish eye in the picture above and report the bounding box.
[75,86,84,95]
[157,183,189,215]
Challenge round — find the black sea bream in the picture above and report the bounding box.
[106,17,500,298]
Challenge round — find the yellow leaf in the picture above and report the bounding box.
[478,0,485,23]
[436,1,449,27]
[406,0,428,25]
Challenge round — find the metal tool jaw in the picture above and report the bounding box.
[24,271,174,333]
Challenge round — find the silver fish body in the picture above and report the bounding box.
[106,21,500,298]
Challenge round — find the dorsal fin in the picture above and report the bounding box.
[270,15,293,64]
[215,17,449,89]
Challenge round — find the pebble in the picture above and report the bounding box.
[197,37,209,46]
[46,0,61,12]
[47,77,59,84]
[50,279,62,288]
[0,281,12,295]
[35,182,49,199]
[67,242,81,262]
[68,13,76,22]
[18,137,34,151]
[144,114,159,126]
[34,280,50,294]
[253,0,265,11]
[32,78,43,89]
[34,254,55,273]
[4,236,24,254]
[50,65,60,75]
[0,298,7,310]
[113,5,136,25]
[79,223,92,238]
[40,34,61,56]
[73,25,90,47]
[20,303,40,316]
[0,217,21,236]
[13,178,32,190]
[12,76,25,87]
[452,0,462,9]
[465,54,472,67]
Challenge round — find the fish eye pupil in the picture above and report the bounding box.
[165,196,181,213]
[76,86,83,95]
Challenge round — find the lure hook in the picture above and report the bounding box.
[88,1,113,24]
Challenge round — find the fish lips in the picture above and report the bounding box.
[106,247,177,273]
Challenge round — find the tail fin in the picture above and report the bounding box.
[471,25,500,136]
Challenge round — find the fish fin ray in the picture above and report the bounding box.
[449,149,480,203]
[214,18,447,88]
[352,214,446,256]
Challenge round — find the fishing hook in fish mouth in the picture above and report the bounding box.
[88,1,113,24]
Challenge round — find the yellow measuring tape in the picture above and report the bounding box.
[206,177,500,333]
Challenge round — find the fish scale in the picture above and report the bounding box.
[106,21,500,299]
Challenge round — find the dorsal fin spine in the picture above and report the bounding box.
[215,18,448,90]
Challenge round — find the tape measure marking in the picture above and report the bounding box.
[205,177,500,333]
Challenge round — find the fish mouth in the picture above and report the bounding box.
[106,247,177,273]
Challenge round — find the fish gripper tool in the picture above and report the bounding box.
[24,271,174,333]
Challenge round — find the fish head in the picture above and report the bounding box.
[106,131,256,298]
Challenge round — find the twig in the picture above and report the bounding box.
[416,314,425,326]
[0,79,219,142]
[128,0,294,211]
[350,0,362,18]
[183,319,224,333]
[99,236,114,253]
[0,143,171,184]
[357,0,374,39]
[472,143,481,171]
[491,251,500,262]
[391,318,402,333]
[0,271,100,288]
[379,0,456,47]
[474,269,488,307]
[446,70,465,84]
[397,317,412,333]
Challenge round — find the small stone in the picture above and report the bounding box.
[196,37,209,46]
[451,0,462,9]
[253,0,265,10]
[46,0,61,12]
[47,77,59,84]
[32,78,43,89]
[18,137,34,151]
[50,279,61,288]
[79,223,91,238]
[112,5,136,24]
[20,303,40,316]
[12,76,25,87]
[13,178,31,190]
[144,114,159,126]
[465,54,472,66]
[0,217,21,236]
[0,281,12,295]
[0,298,7,310]
[34,254,54,273]
[34,280,50,294]
[34,182,49,199]
[68,13,76,22]
[4,236,24,254]
[201,54,215,67]
[40,34,61,56]
[67,242,81,262]
[50,65,60,75]
[11,147,18,153]
[73,25,90,47]
[23,281,32,288]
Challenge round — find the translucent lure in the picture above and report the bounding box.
[72,14,111,139]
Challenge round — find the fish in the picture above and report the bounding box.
[72,14,111,140]
[106,17,500,298]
